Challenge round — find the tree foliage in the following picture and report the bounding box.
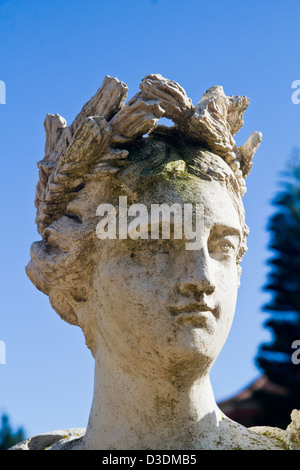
[256,151,300,388]
[0,414,25,450]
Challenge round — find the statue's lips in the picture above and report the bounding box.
[169,303,219,326]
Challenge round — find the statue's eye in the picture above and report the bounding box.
[208,235,239,258]
[219,241,235,253]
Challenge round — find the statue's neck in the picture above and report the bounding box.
[83,349,222,450]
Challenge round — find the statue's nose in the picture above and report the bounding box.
[178,248,216,297]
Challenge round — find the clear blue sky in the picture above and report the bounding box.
[1,0,300,438]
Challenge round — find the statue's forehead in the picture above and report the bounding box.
[125,177,244,235]
[135,175,238,208]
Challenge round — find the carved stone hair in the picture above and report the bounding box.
[26,74,261,332]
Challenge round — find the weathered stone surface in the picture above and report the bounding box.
[250,409,300,450]
[35,73,261,239]
[11,411,300,450]
[9,429,85,450]
[19,74,299,450]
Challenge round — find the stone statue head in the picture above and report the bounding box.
[25,75,263,449]
[26,74,261,365]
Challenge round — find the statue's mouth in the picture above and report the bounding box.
[169,302,219,326]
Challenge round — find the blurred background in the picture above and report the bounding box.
[1,0,300,447]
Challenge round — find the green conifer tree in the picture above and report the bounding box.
[0,414,25,450]
[256,152,300,388]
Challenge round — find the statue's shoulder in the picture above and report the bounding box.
[217,409,300,450]
[8,428,86,450]
[8,410,300,450]
[217,417,284,450]
[248,409,300,450]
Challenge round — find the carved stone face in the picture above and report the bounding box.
[90,176,243,375]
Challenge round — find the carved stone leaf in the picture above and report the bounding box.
[140,73,194,126]
[36,116,111,233]
[44,114,67,157]
[109,92,164,143]
[188,86,237,161]
[227,95,250,136]
[238,131,263,177]
[71,75,128,133]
